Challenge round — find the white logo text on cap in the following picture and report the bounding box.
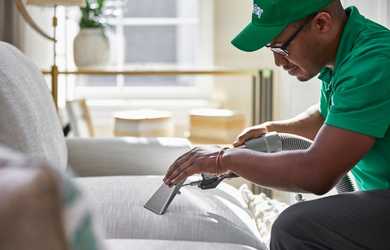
[253,3,264,19]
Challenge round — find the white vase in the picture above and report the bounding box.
[73,28,110,67]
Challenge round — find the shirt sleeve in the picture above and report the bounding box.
[325,54,390,138]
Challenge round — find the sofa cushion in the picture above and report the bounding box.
[106,239,258,250]
[0,42,67,171]
[67,137,191,177]
[77,176,266,250]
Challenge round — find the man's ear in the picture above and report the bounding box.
[312,12,333,33]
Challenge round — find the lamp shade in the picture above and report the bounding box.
[27,0,85,6]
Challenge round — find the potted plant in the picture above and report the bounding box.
[73,0,110,67]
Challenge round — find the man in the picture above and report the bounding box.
[164,0,390,249]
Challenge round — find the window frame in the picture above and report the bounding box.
[64,0,214,101]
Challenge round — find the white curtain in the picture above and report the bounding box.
[0,0,23,48]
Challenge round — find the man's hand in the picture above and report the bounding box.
[163,146,226,187]
[233,122,271,147]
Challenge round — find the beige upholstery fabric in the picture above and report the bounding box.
[0,42,67,171]
[67,137,191,176]
[106,239,258,250]
[78,176,266,250]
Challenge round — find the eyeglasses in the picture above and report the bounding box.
[266,14,315,57]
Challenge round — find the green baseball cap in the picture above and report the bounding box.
[232,0,333,52]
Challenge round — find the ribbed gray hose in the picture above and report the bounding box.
[244,132,356,194]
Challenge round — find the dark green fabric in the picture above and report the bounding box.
[319,7,390,190]
[59,172,104,250]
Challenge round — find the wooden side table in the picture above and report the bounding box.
[114,110,174,137]
[189,108,246,144]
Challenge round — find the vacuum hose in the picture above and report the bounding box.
[244,132,356,194]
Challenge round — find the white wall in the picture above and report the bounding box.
[213,0,278,126]
[342,0,390,26]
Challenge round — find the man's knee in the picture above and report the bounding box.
[272,202,307,234]
[270,201,315,249]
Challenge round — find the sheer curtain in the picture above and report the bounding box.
[0,0,23,48]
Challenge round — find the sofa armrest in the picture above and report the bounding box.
[66,137,191,177]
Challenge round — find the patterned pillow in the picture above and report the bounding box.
[0,144,106,250]
[59,171,107,250]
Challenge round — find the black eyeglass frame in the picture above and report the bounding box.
[266,13,317,56]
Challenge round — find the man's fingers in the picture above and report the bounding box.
[170,164,200,186]
[233,129,267,147]
[163,147,221,186]
[165,149,200,184]
[164,148,197,179]
[233,135,247,147]
[165,156,196,184]
[234,130,256,147]
[233,139,244,147]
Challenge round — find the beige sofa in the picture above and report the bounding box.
[0,143,261,250]
[0,41,267,249]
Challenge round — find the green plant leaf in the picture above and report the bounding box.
[79,0,106,29]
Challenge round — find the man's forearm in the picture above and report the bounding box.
[266,104,324,140]
[223,148,331,195]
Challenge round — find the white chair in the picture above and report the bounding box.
[0,42,266,249]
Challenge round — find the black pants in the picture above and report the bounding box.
[270,190,390,250]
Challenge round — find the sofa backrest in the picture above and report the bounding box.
[0,42,67,171]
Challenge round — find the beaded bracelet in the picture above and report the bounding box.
[215,147,230,175]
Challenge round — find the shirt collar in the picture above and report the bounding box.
[318,6,366,83]
[318,67,332,83]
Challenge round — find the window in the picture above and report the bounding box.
[63,0,213,100]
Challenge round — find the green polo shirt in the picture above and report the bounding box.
[319,6,390,191]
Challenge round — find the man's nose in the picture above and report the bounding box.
[273,53,289,67]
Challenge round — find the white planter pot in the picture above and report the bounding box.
[73,28,110,67]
